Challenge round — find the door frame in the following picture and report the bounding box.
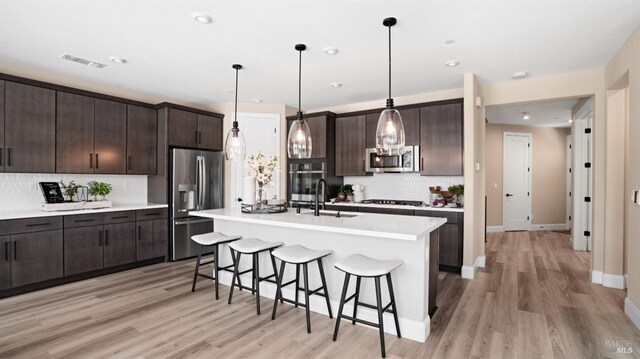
[566,134,572,230]
[502,132,532,231]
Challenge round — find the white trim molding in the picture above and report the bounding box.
[461,256,486,279]
[625,297,640,330]
[486,226,504,233]
[528,223,570,231]
[590,269,603,284]
[602,273,626,289]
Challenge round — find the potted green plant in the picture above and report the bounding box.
[87,181,112,201]
[338,184,353,201]
[60,180,81,202]
[448,184,464,207]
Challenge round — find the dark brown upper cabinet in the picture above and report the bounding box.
[4,82,56,173]
[419,102,464,176]
[57,93,127,174]
[366,108,420,148]
[127,105,157,175]
[166,107,223,151]
[335,115,367,176]
[197,114,223,151]
[286,113,336,159]
[0,80,5,172]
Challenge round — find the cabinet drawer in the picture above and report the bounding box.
[414,210,460,224]
[0,216,63,235]
[357,207,414,216]
[136,208,167,221]
[64,213,105,228]
[103,211,135,224]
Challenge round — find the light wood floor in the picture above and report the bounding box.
[1,231,639,358]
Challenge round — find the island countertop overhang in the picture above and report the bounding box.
[192,208,446,241]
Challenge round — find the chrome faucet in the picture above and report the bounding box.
[314,179,327,216]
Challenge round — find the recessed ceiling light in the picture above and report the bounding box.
[522,112,530,120]
[324,47,338,55]
[512,71,529,79]
[109,56,127,64]
[445,60,459,67]
[330,82,342,88]
[445,39,455,45]
[253,99,263,103]
[192,12,212,24]
[568,119,573,123]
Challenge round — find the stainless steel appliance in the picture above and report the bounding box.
[170,148,223,260]
[365,145,420,173]
[288,160,327,207]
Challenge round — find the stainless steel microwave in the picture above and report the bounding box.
[365,146,420,173]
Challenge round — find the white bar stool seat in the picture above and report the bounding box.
[192,232,241,246]
[334,254,401,277]
[190,232,242,300]
[272,245,331,264]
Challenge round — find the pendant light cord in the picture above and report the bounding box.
[388,24,392,102]
[298,49,302,114]
[234,67,239,128]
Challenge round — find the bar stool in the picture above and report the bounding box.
[191,232,242,300]
[332,254,402,358]
[271,245,333,333]
[228,238,283,314]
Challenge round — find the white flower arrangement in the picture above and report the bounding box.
[246,152,279,189]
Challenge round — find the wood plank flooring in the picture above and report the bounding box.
[1,231,639,358]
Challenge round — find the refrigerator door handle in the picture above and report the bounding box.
[195,156,201,211]
[201,156,207,210]
[197,156,205,210]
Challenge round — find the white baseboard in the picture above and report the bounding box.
[461,255,486,279]
[590,269,603,284]
[625,297,640,330]
[528,223,569,231]
[486,226,504,233]
[215,271,429,342]
[602,273,626,289]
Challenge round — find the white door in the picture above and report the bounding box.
[566,135,572,230]
[572,107,593,251]
[503,133,532,231]
[231,113,280,208]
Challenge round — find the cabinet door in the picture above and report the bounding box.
[438,223,461,267]
[335,115,367,176]
[0,80,5,172]
[168,108,198,148]
[152,218,168,258]
[136,220,154,261]
[56,92,95,173]
[365,108,419,148]
[64,226,103,275]
[94,99,127,174]
[103,222,136,268]
[127,105,157,175]
[420,103,463,175]
[4,82,56,173]
[0,235,10,290]
[11,230,63,287]
[197,114,223,151]
[307,116,327,158]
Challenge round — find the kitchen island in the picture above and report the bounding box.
[191,207,446,342]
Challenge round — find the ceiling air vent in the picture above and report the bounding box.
[60,54,107,69]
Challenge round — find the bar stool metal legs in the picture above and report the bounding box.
[190,233,242,300]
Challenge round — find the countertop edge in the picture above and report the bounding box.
[325,202,464,213]
[0,203,168,221]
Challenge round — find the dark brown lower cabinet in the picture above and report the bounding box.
[0,235,11,290]
[11,230,63,287]
[152,219,168,258]
[64,225,103,275]
[103,222,136,268]
[357,207,414,216]
[136,220,154,261]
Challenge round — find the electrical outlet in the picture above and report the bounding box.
[493,183,498,189]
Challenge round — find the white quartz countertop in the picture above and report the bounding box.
[0,203,168,221]
[192,207,447,241]
[325,201,464,213]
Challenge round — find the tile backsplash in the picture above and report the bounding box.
[343,173,464,202]
[0,173,148,211]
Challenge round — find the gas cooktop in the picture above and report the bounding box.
[361,199,424,206]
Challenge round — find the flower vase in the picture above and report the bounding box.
[256,185,264,208]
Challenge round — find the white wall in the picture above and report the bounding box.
[343,173,463,202]
[0,173,148,211]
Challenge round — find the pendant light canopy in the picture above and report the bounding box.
[287,44,313,159]
[376,17,406,156]
[224,64,246,161]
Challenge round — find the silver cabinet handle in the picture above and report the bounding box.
[174,219,211,226]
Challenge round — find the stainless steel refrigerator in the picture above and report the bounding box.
[170,148,223,260]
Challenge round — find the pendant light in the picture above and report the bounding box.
[287,44,312,159]
[224,64,246,161]
[376,17,405,156]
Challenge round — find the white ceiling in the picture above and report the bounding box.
[1,1,639,111]
[485,98,579,127]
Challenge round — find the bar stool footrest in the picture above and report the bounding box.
[338,315,380,328]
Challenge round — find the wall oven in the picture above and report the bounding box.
[365,145,420,173]
[288,160,326,206]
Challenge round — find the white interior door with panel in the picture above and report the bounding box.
[503,132,532,231]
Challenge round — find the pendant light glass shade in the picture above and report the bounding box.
[224,64,246,161]
[287,117,312,159]
[376,108,405,155]
[376,17,406,156]
[287,44,312,159]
